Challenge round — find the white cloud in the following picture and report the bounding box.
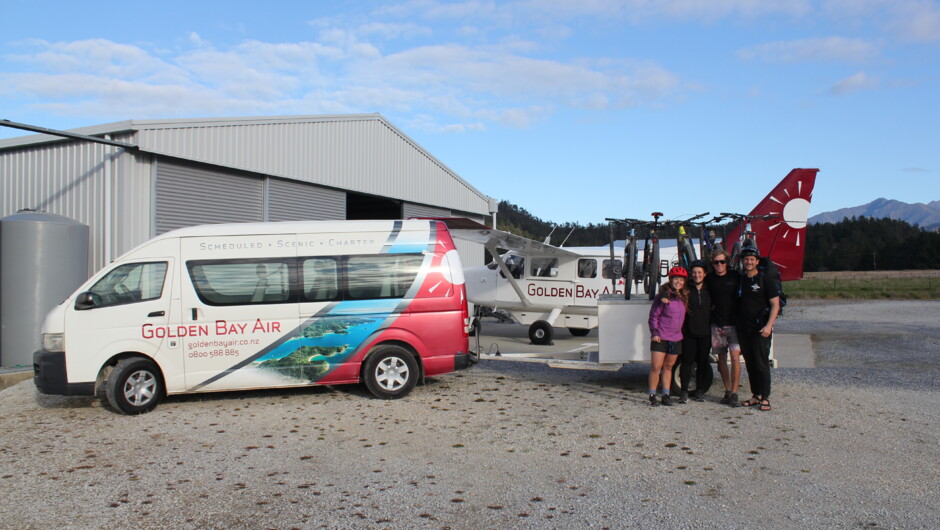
[829,71,878,96]
[738,37,880,63]
[1,30,683,132]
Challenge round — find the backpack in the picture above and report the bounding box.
[757,256,787,315]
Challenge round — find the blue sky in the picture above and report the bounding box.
[2,0,938,224]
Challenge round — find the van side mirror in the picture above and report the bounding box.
[74,292,97,310]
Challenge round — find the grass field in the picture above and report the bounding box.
[788,270,940,299]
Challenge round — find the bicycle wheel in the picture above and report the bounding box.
[681,237,697,269]
[730,241,742,271]
[648,239,661,300]
[624,238,637,299]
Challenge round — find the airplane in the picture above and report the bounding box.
[439,168,818,345]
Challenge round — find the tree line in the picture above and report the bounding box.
[496,201,940,272]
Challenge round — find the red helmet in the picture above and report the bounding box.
[668,266,688,278]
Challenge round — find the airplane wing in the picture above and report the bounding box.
[430,218,584,258]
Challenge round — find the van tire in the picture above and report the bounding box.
[568,328,590,337]
[528,321,554,345]
[363,345,419,399]
[106,358,164,414]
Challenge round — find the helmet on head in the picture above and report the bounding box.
[740,246,760,258]
[689,259,707,271]
[668,266,688,279]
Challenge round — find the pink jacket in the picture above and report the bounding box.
[648,289,686,341]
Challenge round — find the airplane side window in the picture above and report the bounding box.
[530,257,559,278]
[602,259,623,279]
[578,259,597,279]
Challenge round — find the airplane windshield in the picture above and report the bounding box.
[489,253,525,279]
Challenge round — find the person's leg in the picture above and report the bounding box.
[679,338,695,395]
[649,350,665,394]
[712,325,732,393]
[729,347,742,393]
[754,334,773,401]
[738,329,762,406]
[661,352,678,394]
[694,336,712,396]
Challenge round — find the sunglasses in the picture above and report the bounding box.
[712,260,727,264]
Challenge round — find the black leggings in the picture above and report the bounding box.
[680,335,713,393]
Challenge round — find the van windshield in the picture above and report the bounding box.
[89,262,168,307]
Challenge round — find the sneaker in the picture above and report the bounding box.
[649,394,660,407]
[728,393,739,407]
[719,390,732,404]
[661,394,673,406]
[692,390,706,402]
[677,391,688,404]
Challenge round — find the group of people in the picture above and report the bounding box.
[646,246,781,411]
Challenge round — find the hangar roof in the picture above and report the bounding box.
[0,114,490,214]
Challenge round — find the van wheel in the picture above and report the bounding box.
[364,345,418,399]
[528,321,554,345]
[106,358,164,414]
[568,328,590,337]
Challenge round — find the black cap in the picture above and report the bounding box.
[740,246,760,258]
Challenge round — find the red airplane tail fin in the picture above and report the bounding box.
[723,168,819,281]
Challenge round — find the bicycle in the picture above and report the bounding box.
[720,212,777,272]
[663,212,709,271]
[605,217,644,299]
[693,214,729,263]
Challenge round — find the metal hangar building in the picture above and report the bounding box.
[0,114,493,275]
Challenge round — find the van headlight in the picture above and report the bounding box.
[43,333,65,352]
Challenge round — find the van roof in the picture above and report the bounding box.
[154,219,440,241]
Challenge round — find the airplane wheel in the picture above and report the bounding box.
[568,328,590,337]
[528,321,554,345]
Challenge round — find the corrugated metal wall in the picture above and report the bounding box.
[267,178,345,221]
[0,140,151,275]
[154,160,263,234]
[403,203,451,219]
[136,116,489,216]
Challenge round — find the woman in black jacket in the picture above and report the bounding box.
[678,260,713,403]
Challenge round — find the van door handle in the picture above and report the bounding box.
[148,311,165,317]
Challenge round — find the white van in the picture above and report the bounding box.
[34,220,473,414]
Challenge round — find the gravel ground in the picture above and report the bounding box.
[1,300,938,529]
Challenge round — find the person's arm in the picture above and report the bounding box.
[761,296,779,338]
[649,299,663,342]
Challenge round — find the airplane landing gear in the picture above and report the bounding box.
[528,320,554,345]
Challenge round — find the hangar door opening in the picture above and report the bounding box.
[346,192,402,220]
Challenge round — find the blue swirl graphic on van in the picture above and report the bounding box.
[253,299,398,382]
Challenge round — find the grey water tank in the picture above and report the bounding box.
[0,211,89,368]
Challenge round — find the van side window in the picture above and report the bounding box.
[301,258,339,302]
[347,254,423,300]
[188,261,292,305]
[530,257,559,278]
[578,259,597,278]
[89,262,168,308]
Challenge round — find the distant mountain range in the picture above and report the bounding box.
[810,198,940,231]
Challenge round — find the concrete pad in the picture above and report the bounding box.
[0,368,32,391]
[475,319,815,368]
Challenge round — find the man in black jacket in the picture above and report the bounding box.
[736,246,781,411]
[704,249,742,406]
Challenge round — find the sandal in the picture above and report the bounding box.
[741,395,761,407]
[758,399,772,412]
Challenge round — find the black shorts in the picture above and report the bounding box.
[651,340,682,355]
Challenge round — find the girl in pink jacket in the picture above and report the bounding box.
[647,267,689,406]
